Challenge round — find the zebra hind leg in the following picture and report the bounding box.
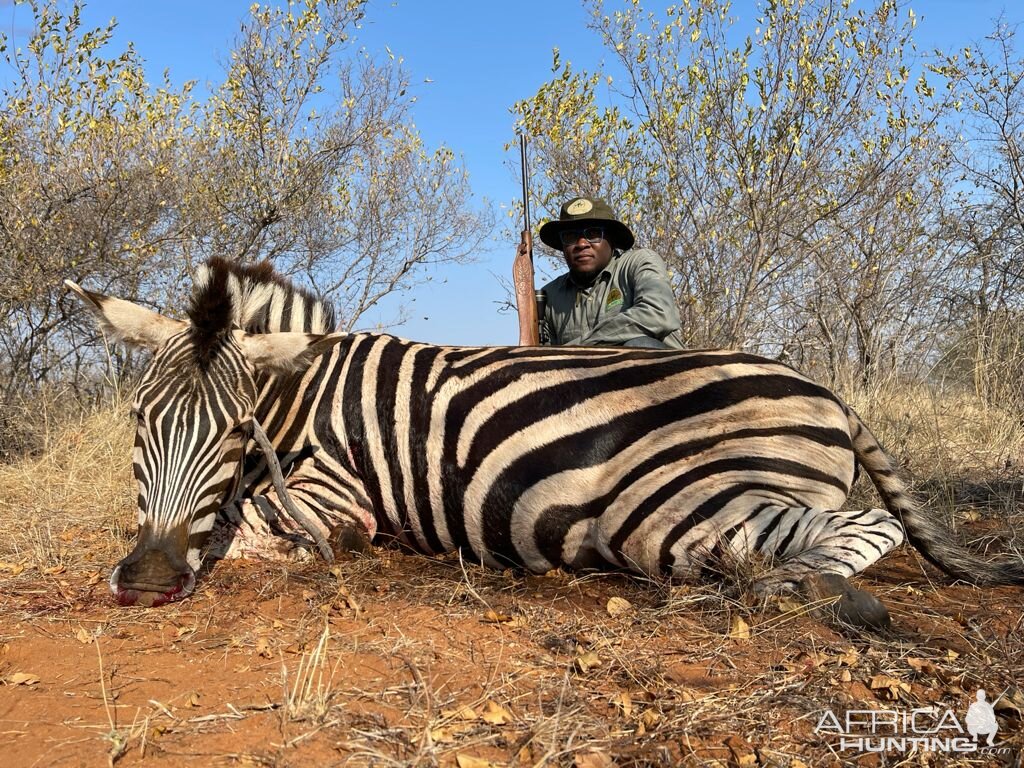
[736,505,905,629]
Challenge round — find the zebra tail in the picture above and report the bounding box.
[847,409,1024,586]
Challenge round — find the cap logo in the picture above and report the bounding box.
[566,198,593,216]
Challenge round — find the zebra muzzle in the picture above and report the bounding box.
[109,544,196,607]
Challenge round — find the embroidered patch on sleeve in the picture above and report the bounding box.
[606,287,623,309]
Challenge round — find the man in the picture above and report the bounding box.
[519,196,683,349]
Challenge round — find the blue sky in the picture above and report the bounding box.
[4,0,1020,344]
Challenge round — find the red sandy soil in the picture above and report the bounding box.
[1,542,1022,768]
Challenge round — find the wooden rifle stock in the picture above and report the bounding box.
[513,134,541,346]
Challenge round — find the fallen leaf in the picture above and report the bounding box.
[838,648,859,667]
[869,674,899,689]
[434,720,476,743]
[480,700,512,725]
[605,597,633,617]
[335,586,363,615]
[575,751,616,768]
[724,734,757,767]
[7,672,39,686]
[640,709,660,727]
[869,674,911,699]
[795,651,826,670]
[455,755,495,768]
[729,615,751,640]
[611,691,633,719]
[840,669,852,683]
[906,657,936,675]
[574,651,601,673]
[75,627,93,644]
[42,564,66,575]
[430,726,454,743]
[0,562,26,576]
[776,595,804,613]
[186,691,200,708]
[481,610,511,623]
[254,636,272,658]
[441,705,478,721]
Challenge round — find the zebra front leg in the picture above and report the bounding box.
[737,505,905,629]
[256,483,375,561]
[209,490,372,563]
[207,498,303,561]
[265,457,378,561]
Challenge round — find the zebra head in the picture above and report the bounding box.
[66,264,336,607]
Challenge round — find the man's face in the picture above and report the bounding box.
[561,227,613,281]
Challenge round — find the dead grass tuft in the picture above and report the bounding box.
[0,397,134,569]
[281,622,341,728]
[846,380,1024,481]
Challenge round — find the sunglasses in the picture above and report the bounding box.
[559,227,605,246]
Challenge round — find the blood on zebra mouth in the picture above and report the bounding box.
[110,570,196,607]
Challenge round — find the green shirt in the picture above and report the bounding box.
[540,248,684,348]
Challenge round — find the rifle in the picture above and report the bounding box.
[513,134,545,345]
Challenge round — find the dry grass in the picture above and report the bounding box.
[282,622,342,728]
[847,379,1024,480]
[0,397,134,569]
[0,384,1022,766]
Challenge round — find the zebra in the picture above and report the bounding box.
[67,258,1024,625]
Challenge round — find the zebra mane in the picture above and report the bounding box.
[187,257,337,365]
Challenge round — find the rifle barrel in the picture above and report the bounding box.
[520,134,531,233]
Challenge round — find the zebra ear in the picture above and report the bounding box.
[235,331,342,373]
[65,280,186,350]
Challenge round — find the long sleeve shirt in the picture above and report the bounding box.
[540,248,684,349]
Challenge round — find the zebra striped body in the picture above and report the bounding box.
[266,336,882,578]
[67,259,1024,609]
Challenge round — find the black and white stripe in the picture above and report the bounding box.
[76,258,1024,601]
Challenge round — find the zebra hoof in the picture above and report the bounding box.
[798,573,891,630]
[328,523,373,559]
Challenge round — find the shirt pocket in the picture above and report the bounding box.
[601,285,625,318]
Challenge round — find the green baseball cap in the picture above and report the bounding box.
[538,196,635,251]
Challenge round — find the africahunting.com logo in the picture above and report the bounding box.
[815,689,1011,754]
